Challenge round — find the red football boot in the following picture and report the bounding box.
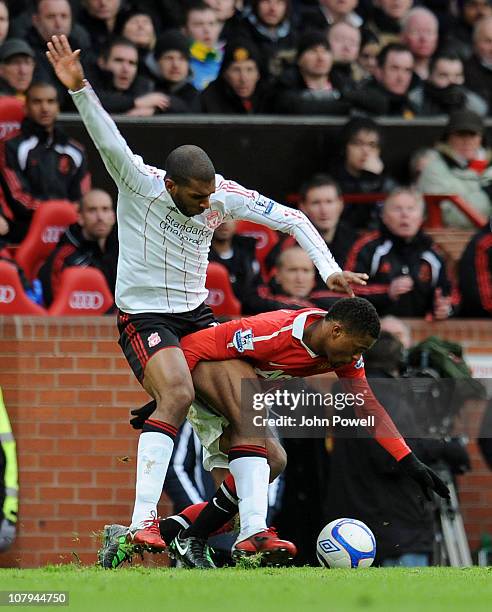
[131,515,167,552]
[232,527,297,566]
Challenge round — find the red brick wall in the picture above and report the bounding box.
[0,316,491,567]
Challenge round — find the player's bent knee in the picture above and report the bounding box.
[155,383,194,411]
[144,374,194,420]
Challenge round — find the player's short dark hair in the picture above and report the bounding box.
[100,36,138,62]
[325,297,381,340]
[165,145,215,186]
[377,42,412,68]
[299,174,341,201]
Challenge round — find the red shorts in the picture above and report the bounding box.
[181,321,235,371]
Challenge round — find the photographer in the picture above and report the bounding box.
[324,331,470,566]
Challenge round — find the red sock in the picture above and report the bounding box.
[178,501,208,524]
[223,473,236,495]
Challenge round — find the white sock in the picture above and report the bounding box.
[229,456,270,542]
[130,432,174,530]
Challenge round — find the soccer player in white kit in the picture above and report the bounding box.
[47,35,368,553]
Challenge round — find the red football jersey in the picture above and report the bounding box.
[181,309,411,461]
[182,308,360,378]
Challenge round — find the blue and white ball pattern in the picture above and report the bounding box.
[316,518,376,568]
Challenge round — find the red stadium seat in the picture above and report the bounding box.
[205,261,241,317]
[15,200,78,281]
[0,96,24,141]
[0,260,47,314]
[48,267,114,316]
[235,220,279,281]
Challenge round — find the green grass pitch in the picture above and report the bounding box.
[1,566,492,612]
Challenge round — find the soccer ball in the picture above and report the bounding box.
[316,518,376,568]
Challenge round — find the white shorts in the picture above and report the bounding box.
[186,399,230,471]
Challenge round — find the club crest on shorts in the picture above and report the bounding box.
[232,328,254,353]
[205,210,221,229]
[148,332,162,348]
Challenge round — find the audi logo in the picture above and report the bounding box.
[0,122,20,140]
[69,291,104,310]
[42,226,66,244]
[0,285,15,304]
[205,289,224,307]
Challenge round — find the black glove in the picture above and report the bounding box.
[398,452,450,501]
[130,400,157,429]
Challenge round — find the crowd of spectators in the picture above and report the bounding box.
[1,1,492,116]
[0,1,490,316]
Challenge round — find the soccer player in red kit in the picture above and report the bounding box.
[101,298,449,569]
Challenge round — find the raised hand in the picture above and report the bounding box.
[134,93,171,112]
[326,271,368,298]
[46,34,85,92]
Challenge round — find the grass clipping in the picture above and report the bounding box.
[234,553,263,569]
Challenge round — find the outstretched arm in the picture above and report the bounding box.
[222,182,367,297]
[46,35,160,196]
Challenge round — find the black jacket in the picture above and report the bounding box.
[409,81,487,117]
[0,119,89,243]
[209,235,294,314]
[330,163,396,229]
[200,76,274,114]
[464,54,492,111]
[354,78,420,117]
[85,64,155,114]
[365,7,402,43]
[345,225,452,317]
[77,7,130,61]
[154,79,200,112]
[226,11,298,76]
[458,220,492,317]
[273,66,351,115]
[38,222,118,307]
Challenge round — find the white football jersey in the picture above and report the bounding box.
[70,84,342,314]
